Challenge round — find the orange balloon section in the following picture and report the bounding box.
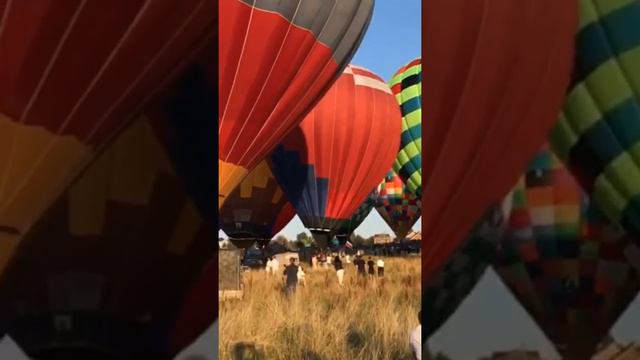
[218,0,374,207]
[421,0,578,281]
[0,1,215,268]
[269,65,402,247]
[0,118,215,358]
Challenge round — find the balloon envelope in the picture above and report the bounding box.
[494,147,640,360]
[375,170,421,240]
[269,65,402,247]
[422,0,578,281]
[218,0,374,207]
[335,188,378,238]
[219,160,295,249]
[0,119,216,359]
[0,1,214,276]
[550,0,640,239]
[390,58,422,198]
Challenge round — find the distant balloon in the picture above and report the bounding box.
[334,189,378,244]
[0,1,215,276]
[390,58,422,198]
[422,0,578,281]
[375,170,421,240]
[218,0,374,208]
[494,147,640,360]
[219,161,295,249]
[550,0,640,238]
[270,65,402,248]
[0,119,216,358]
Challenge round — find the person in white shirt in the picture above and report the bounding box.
[345,254,352,264]
[410,311,422,360]
[265,257,273,275]
[376,258,385,277]
[297,261,306,286]
[271,257,280,276]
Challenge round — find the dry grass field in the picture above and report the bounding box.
[219,256,421,360]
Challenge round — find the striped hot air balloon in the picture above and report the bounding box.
[494,146,640,360]
[219,160,296,249]
[550,0,640,238]
[0,118,216,359]
[390,58,422,198]
[219,0,375,208]
[269,65,402,248]
[375,170,421,240]
[0,1,214,274]
[422,0,578,281]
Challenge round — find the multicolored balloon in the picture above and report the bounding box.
[270,65,402,248]
[219,0,374,208]
[375,170,421,240]
[422,0,578,281]
[390,58,422,198]
[0,118,216,358]
[0,1,214,275]
[494,147,640,360]
[219,160,295,249]
[550,0,640,238]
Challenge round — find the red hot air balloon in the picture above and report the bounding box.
[0,1,215,275]
[219,0,374,207]
[269,64,402,247]
[422,0,578,281]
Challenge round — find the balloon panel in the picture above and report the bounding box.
[421,0,578,281]
[391,58,422,198]
[218,0,374,205]
[494,147,640,359]
[336,188,378,236]
[550,0,640,238]
[0,119,216,358]
[0,1,214,269]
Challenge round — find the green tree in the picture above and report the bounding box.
[274,234,288,246]
[296,232,313,247]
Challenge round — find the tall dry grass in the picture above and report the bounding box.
[219,256,421,360]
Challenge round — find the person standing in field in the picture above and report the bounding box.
[367,257,375,279]
[271,256,280,276]
[297,259,306,287]
[410,311,422,360]
[334,255,344,286]
[354,255,366,279]
[282,257,299,296]
[265,257,273,275]
[311,254,318,269]
[376,258,385,277]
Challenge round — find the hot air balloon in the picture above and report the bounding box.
[0,118,216,359]
[218,0,375,208]
[494,147,640,360]
[219,160,296,249]
[269,65,403,248]
[390,58,422,198]
[375,170,421,241]
[334,189,378,245]
[422,0,578,281]
[550,0,640,238]
[0,1,214,277]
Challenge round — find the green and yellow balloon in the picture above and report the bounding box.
[390,58,422,198]
[550,0,640,237]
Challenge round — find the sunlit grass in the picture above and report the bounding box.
[219,257,421,360]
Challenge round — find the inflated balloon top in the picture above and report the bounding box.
[375,170,421,240]
[494,147,640,360]
[218,0,374,208]
[550,0,640,238]
[0,1,215,267]
[422,0,578,281]
[219,160,295,249]
[270,64,402,247]
[390,58,422,199]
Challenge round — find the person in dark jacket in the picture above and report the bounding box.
[282,257,299,296]
[367,257,375,279]
[354,255,366,278]
[334,255,344,286]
